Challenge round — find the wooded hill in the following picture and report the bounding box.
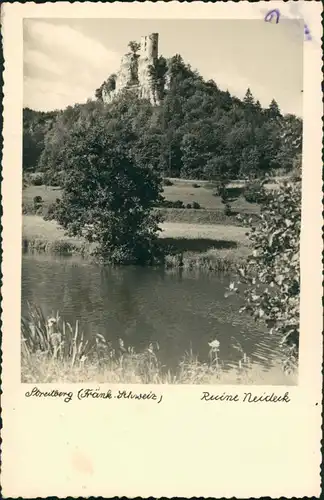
[23,53,302,183]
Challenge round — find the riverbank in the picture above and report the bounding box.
[21,305,297,385]
[22,215,251,271]
[22,351,297,384]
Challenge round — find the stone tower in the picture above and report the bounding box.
[140,33,158,60]
[138,33,159,104]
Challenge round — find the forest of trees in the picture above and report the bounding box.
[23,54,302,184]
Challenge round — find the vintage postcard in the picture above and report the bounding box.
[1,1,323,497]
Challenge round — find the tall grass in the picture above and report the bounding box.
[22,237,78,255]
[22,235,94,257]
[164,251,241,273]
[21,303,104,367]
[21,304,297,384]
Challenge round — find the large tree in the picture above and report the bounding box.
[49,112,164,265]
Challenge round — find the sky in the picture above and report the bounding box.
[24,18,303,116]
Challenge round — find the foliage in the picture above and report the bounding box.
[148,55,168,101]
[128,40,140,54]
[21,303,105,366]
[47,111,164,265]
[160,199,185,209]
[243,181,267,204]
[38,100,104,182]
[226,181,301,372]
[23,108,58,172]
[43,169,65,187]
[33,196,43,210]
[29,172,45,186]
[267,98,282,120]
[163,178,174,186]
[204,156,240,214]
[95,74,117,101]
[290,153,302,181]
[24,40,302,183]
[273,114,303,172]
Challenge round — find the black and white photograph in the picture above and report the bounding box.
[2,2,323,498]
[21,16,305,385]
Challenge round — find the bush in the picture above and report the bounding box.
[22,201,36,215]
[163,178,174,186]
[212,184,243,199]
[43,170,65,187]
[30,173,44,186]
[226,182,301,373]
[171,200,185,208]
[244,181,266,204]
[33,195,43,210]
[224,203,232,216]
[161,200,202,210]
[159,199,185,209]
[225,186,244,198]
[43,200,60,220]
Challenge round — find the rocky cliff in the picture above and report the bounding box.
[102,33,162,105]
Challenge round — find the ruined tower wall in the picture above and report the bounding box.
[140,33,158,60]
[102,33,160,105]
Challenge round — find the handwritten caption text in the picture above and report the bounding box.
[201,391,291,403]
[25,386,163,404]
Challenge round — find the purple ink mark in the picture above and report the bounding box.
[264,9,280,24]
[264,9,312,41]
[304,24,312,41]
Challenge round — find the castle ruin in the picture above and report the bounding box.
[102,33,160,105]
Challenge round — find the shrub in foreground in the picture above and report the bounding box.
[226,181,301,373]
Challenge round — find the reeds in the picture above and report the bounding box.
[22,237,77,255]
[21,303,107,367]
[164,251,240,273]
[22,237,93,257]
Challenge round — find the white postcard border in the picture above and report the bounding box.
[2,2,323,497]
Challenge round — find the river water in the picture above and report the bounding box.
[21,253,283,373]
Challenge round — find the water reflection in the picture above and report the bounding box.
[21,253,282,372]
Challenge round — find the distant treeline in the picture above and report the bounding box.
[23,54,302,183]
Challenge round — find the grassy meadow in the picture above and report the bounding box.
[23,180,260,216]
